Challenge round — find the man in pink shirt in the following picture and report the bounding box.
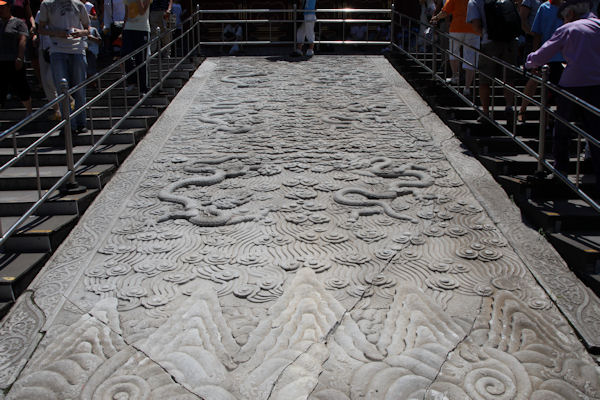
[526,0,600,190]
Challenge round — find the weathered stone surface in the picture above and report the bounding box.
[1,56,599,399]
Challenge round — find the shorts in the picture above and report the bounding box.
[479,40,518,85]
[0,60,31,103]
[449,32,480,70]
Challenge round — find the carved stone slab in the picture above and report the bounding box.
[1,57,599,400]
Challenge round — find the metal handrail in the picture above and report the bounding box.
[391,7,600,213]
[0,6,204,247]
[2,6,599,248]
[196,7,392,46]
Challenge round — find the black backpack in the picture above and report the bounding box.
[484,0,523,42]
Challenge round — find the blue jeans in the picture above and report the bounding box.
[50,52,87,128]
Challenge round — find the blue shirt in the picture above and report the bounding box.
[303,0,316,21]
[522,0,541,27]
[467,0,490,42]
[531,1,564,62]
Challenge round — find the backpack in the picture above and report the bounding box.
[484,0,522,42]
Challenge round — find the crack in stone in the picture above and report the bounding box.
[422,295,485,400]
[266,250,402,400]
[265,341,318,400]
[0,290,48,395]
[57,294,203,400]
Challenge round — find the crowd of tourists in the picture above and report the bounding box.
[399,0,600,190]
[0,0,184,131]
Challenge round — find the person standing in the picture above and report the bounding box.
[38,0,90,133]
[35,7,61,119]
[526,0,600,190]
[102,0,124,59]
[518,0,564,122]
[519,0,541,58]
[292,0,316,57]
[467,0,522,125]
[149,0,171,54]
[431,0,481,96]
[0,0,32,115]
[121,0,150,93]
[170,0,182,56]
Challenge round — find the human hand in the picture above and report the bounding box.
[69,28,88,38]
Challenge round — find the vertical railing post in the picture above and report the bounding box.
[293,4,297,49]
[537,65,550,174]
[157,27,163,90]
[390,4,395,48]
[197,4,202,55]
[59,79,86,194]
[431,25,437,79]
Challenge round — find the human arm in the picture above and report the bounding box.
[15,31,27,70]
[525,26,566,69]
[430,10,448,24]
[25,1,36,35]
[519,4,532,35]
[470,18,483,35]
[466,0,483,36]
[166,0,173,14]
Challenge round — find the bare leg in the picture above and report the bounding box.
[519,78,538,120]
[22,97,32,115]
[449,59,459,80]
[480,83,490,114]
[465,69,475,91]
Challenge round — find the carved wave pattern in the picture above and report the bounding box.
[6,57,599,399]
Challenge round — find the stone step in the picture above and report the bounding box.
[0,188,98,216]
[0,252,49,301]
[523,198,600,233]
[0,114,156,133]
[478,154,594,176]
[1,214,78,253]
[437,105,544,121]
[0,128,147,148]
[0,143,134,167]
[497,174,600,200]
[447,119,541,138]
[0,105,161,121]
[0,300,12,319]
[0,164,115,190]
[548,231,600,275]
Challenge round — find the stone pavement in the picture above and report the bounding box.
[1,56,599,399]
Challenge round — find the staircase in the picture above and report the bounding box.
[0,56,203,317]
[387,52,600,295]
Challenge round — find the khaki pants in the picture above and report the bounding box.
[150,10,172,53]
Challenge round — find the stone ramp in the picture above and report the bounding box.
[1,56,599,400]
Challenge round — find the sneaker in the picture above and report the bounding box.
[462,87,471,98]
[75,126,88,134]
[290,49,303,57]
[450,76,459,85]
[306,49,314,57]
